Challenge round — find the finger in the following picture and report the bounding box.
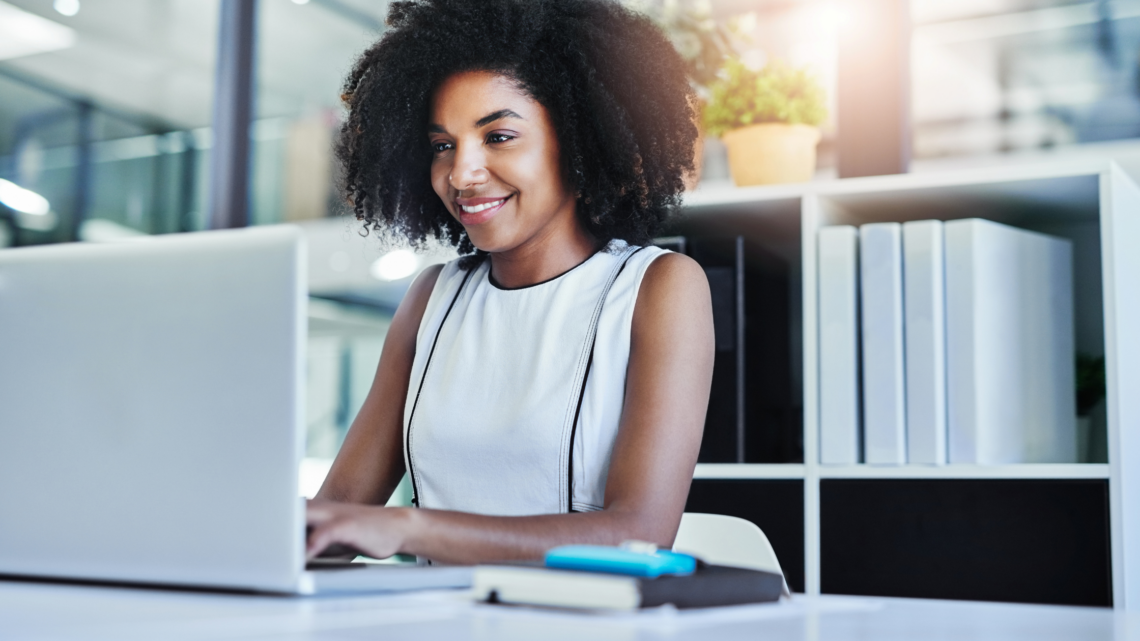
[306,525,332,560]
[306,520,353,560]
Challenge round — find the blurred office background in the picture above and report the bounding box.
[2,0,1136,491]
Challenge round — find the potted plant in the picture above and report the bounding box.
[704,58,827,186]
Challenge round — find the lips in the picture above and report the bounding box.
[455,195,511,225]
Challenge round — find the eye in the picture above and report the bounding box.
[487,132,515,144]
[431,140,453,154]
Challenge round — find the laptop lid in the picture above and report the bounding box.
[0,226,307,593]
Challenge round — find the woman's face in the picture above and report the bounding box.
[428,70,578,254]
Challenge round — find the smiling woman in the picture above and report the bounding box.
[306,0,715,565]
[334,0,699,257]
[427,71,587,288]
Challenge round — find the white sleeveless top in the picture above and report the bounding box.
[403,241,667,515]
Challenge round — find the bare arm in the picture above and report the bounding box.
[307,253,715,563]
[314,264,444,505]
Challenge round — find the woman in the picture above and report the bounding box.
[305,0,715,565]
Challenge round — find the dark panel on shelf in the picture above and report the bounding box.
[685,479,804,592]
[820,479,1112,606]
[687,238,744,463]
[741,238,798,463]
[658,233,801,463]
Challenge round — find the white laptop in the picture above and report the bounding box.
[0,225,469,595]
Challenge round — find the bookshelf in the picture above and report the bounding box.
[678,160,1140,610]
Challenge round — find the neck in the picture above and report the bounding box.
[488,216,598,289]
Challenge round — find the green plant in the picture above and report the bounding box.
[703,58,828,137]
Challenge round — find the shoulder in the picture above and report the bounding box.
[637,251,709,304]
[389,262,445,344]
[631,250,712,336]
[396,256,485,330]
[404,263,445,313]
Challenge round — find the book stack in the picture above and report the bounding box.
[818,218,1076,465]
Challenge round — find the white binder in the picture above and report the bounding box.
[818,226,861,464]
[945,219,1076,464]
[903,220,948,465]
[860,223,907,465]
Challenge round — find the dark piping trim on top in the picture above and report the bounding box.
[405,266,477,508]
[566,246,647,513]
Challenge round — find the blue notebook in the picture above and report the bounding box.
[544,545,696,578]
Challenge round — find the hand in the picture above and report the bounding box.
[305,499,415,561]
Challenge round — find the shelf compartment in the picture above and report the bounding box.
[820,478,1112,607]
[671,196,805,464]
[686,478,805,593]
[810,166,1110,466]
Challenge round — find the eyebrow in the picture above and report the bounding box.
[475,109,524,127]
[427,109,525,135]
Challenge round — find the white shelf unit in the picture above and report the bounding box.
[681,160,1140,610]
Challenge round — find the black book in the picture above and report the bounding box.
[473,563,785,610]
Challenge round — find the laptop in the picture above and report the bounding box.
[0,226,469,595]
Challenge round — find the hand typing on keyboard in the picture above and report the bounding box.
[305,499,413,561]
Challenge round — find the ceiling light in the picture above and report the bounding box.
[0,178,50,216]
[370,250,419,281]
[291,0,310,4]
[0,1,76,60]
[17,209,57,232]
[53,0,79,17]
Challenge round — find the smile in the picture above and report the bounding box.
[455,195,511,225]
[460,198,506,214]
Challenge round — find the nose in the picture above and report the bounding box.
[449,141,488,192]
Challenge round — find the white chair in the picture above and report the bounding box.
[672,512,791,596]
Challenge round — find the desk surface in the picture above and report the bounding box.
[2,579,1138,641]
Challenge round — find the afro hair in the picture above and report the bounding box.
[336,0,698,259]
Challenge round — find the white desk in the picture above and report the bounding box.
[2,580,1138,641]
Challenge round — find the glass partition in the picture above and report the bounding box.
[252,0,386,226]
[911,0,1140,160]
[0,0,220,244]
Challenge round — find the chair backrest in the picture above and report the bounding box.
[672,512,788,593]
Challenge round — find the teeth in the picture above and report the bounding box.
[460,198,505,214]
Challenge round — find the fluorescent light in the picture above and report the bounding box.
[292,0,310,4]
[79,219,147,242]
[0,179,57,232]
[0,1,76,61]
[53,0,79,17]
[16,209,57,232]
[0,178,50,216]
[370,250,419,281]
